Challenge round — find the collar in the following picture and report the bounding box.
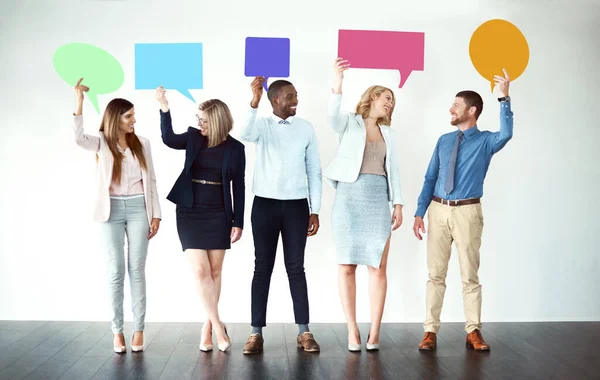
[271,113,294,124]
[461,125,480,139]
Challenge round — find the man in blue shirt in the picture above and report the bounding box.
[413,70,513,351]
[240,76,322,354]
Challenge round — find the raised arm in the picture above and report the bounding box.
[72,78,100,152]
[328,58,351,134]
[239,76,266,143]
[156,86,188,150]
[487,69,513,154]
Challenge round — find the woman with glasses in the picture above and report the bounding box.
[156,86,246,352]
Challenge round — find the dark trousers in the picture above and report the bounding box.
[250,196,310,327]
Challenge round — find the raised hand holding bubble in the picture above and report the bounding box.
[155,86,168,104]
[333,58,350,78]
[74,77,90,102]
[332,58,350,94]
[493,69,511,98]
[250,76,265,108]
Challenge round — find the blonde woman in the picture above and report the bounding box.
[324,58,404,352]
[156,86,245,352]
[72,78,162,354]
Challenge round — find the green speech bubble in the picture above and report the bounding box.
[53,43,124,113]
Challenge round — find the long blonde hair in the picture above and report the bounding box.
[98,98,147,184]
[355,85,395,126]
[199,99,233,147]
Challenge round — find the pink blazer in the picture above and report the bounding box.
[72,115,162,224]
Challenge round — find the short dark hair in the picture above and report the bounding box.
[267,80,293,103]
[456,90,483,120]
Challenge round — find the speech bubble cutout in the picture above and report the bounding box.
[135,43,203,102]
[53,43,124,113]
[244,37,290,91]
[469,19,529,91]
[338,29,424,88]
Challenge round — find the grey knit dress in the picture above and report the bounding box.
[331,139,391,268]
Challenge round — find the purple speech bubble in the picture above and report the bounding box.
[338,29,425,88]
[244,37,290,91]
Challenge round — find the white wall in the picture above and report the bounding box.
[1,0,599,325]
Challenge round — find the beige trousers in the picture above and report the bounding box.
[424,200,484,334]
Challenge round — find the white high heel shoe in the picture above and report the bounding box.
[348,334,361,352]
[217,323,232,352]
[366,333,379,351]
[113,335,126,354]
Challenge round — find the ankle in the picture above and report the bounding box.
[298,324,310,335]
[347,324,359,336]
[251,326,263,336]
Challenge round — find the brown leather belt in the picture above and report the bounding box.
[432,196,480,206]
[192,179,222,185]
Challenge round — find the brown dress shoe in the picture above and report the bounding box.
[466,329,490,351]
[418,332,437,351]
[243,333,264,355]
[297,332,320,352]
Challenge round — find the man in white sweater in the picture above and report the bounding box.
[239,76,322,354]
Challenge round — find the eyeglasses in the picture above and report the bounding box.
[195,115,208,126]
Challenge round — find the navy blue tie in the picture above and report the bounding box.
[279,119,290,125]
[444,131,463,194]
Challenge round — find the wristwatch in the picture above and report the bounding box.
[498,96,511,102]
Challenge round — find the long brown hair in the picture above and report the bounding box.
[98,98,147,184]
[355,85,396,126]
[199,99,233,147]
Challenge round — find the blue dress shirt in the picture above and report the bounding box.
[415,101,514,217]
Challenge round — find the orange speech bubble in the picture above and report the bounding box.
[469,19,529,91]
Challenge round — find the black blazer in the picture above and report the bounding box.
[160,110,246,230]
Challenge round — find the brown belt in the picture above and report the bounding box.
[192,179,222,185]
[432,196,480,206]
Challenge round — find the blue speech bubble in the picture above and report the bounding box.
[244,37,290,91]
[135,43,203,102]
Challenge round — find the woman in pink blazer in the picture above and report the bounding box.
[71,78,161,354]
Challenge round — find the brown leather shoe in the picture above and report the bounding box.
[466,329,490,351]
[243,333,264,355]
[418,332,437,351]
[297,332,320,352]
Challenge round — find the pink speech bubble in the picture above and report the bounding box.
[338,29,425,88]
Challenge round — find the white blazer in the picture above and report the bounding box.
[72,115,162,224]
[323,93,404,206]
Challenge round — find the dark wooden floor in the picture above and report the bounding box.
[0,321,598,380]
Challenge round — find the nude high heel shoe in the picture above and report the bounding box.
[113,334,126,354]
[131,332,144,352]
[199,325,213,352]
[217,323,232,352]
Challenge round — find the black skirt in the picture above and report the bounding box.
[176,206,231,251]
